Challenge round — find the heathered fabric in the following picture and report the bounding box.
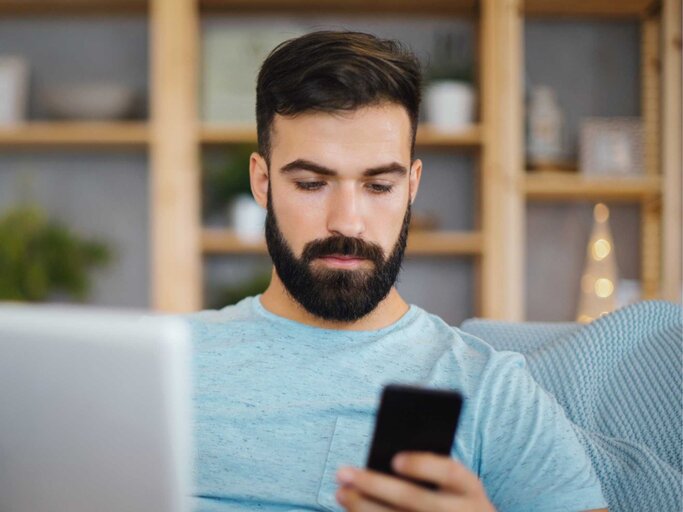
[183,296,607,512]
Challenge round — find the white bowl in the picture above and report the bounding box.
[42,83,136,120]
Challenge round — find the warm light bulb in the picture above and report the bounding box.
[578,314,593,324]
[594,278,614,298]
[592,239,611,260]
[594,203,609,223]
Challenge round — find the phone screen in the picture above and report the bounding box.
[366,384,463,487]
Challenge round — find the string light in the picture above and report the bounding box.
[592,238,611,260]
[595,278,614,298]
[577,203,618,322]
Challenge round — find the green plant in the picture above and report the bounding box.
[202,144,256,218]
[0,205,113,302]
[425,31,474,83]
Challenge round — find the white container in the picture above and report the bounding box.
[0,57,29,126]
[229,194,266,244]
[424,80,475,132]
[527,85,564,166]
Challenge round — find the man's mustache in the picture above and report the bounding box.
[301,236,384,265]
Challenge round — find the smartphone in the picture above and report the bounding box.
[366,384,463,488]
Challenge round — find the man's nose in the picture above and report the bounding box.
[327,183,365,238]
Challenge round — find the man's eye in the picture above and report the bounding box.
[367,183,393,194]
[295,181,326,191]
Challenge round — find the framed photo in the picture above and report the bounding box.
[579,118,643,177]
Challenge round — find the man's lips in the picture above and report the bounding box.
[316,254,369,268]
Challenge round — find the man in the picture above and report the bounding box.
[186,31,609,512]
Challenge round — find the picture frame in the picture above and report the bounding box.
[579,117,643,177]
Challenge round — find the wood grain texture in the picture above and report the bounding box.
[662,0,682,301]
[480,0,524,320]
[150,0,202,312]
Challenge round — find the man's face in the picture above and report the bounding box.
[252,103,422,322]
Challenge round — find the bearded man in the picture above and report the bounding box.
[186,30,608,512]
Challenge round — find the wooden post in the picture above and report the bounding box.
[150,0,202,312]
[640,16,661,299]
[480,0,525,320]
[662,0,682,302]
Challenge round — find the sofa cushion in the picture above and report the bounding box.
[459,301,682,512]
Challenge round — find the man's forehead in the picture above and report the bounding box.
[269,104,412,165]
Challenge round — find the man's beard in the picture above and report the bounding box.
[265,188,410,322]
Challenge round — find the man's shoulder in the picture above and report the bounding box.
[182,296,256,324]
[176,296,261,344]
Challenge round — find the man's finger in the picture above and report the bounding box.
[392,452,483,495]
[337,466,441,512]
[336,487,396,512]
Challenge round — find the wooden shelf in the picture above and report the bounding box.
[0,122,149,148]
[524,0,659,18]
[0,0,659,18]
[200,0,477,16]
[202,228,483,256]
[0,0,147,15]
[523,172,662,202]
[200,123,482,149]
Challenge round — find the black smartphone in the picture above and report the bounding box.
[366,384,463,488]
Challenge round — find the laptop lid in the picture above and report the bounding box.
[0,304,193,512]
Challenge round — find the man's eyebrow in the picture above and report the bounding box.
[280,159,337,176]
[363,162,408,177]
[279,159,407,177]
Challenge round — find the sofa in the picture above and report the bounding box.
[459,300,682,512]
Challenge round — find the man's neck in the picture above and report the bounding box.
[259,269,410,331]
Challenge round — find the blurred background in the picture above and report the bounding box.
[0,0,680,324]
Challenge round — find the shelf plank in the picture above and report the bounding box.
[202,228,483,256]
[524,172,662,202]
[0,0,147,15]
[200,0,477,16]
[0,122,149,148]
[201,123,482,148]
[524,0,659,18]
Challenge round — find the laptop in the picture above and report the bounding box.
[0,304,194,512]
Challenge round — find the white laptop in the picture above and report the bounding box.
[0,304,194,512]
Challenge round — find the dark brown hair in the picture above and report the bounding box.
[256,30,422,165]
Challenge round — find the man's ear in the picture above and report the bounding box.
[250,152,269,209]
[409,158,423,205]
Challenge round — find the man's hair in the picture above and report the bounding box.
[256,30,422,165]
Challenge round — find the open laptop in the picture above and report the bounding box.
[0,304,193,512]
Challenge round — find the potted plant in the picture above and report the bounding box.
[203,144,266,242]
[423,31,476,132]
[0,205,112,302]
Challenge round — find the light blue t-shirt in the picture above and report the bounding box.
[184,296,607,512]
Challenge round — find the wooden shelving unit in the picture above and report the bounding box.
[0,122,149,148]
[199,0,478,16]
[202,228,484,256]
[523,173,662,202]
[0,0,679,317]
[0,1,147,15]
[523,0,659,18]
[200,123,483,148]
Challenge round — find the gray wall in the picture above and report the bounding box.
[0,15,641,323]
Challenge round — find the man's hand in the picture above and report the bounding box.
[335,452,496,511]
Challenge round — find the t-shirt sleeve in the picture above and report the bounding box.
[474,351,608,512]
